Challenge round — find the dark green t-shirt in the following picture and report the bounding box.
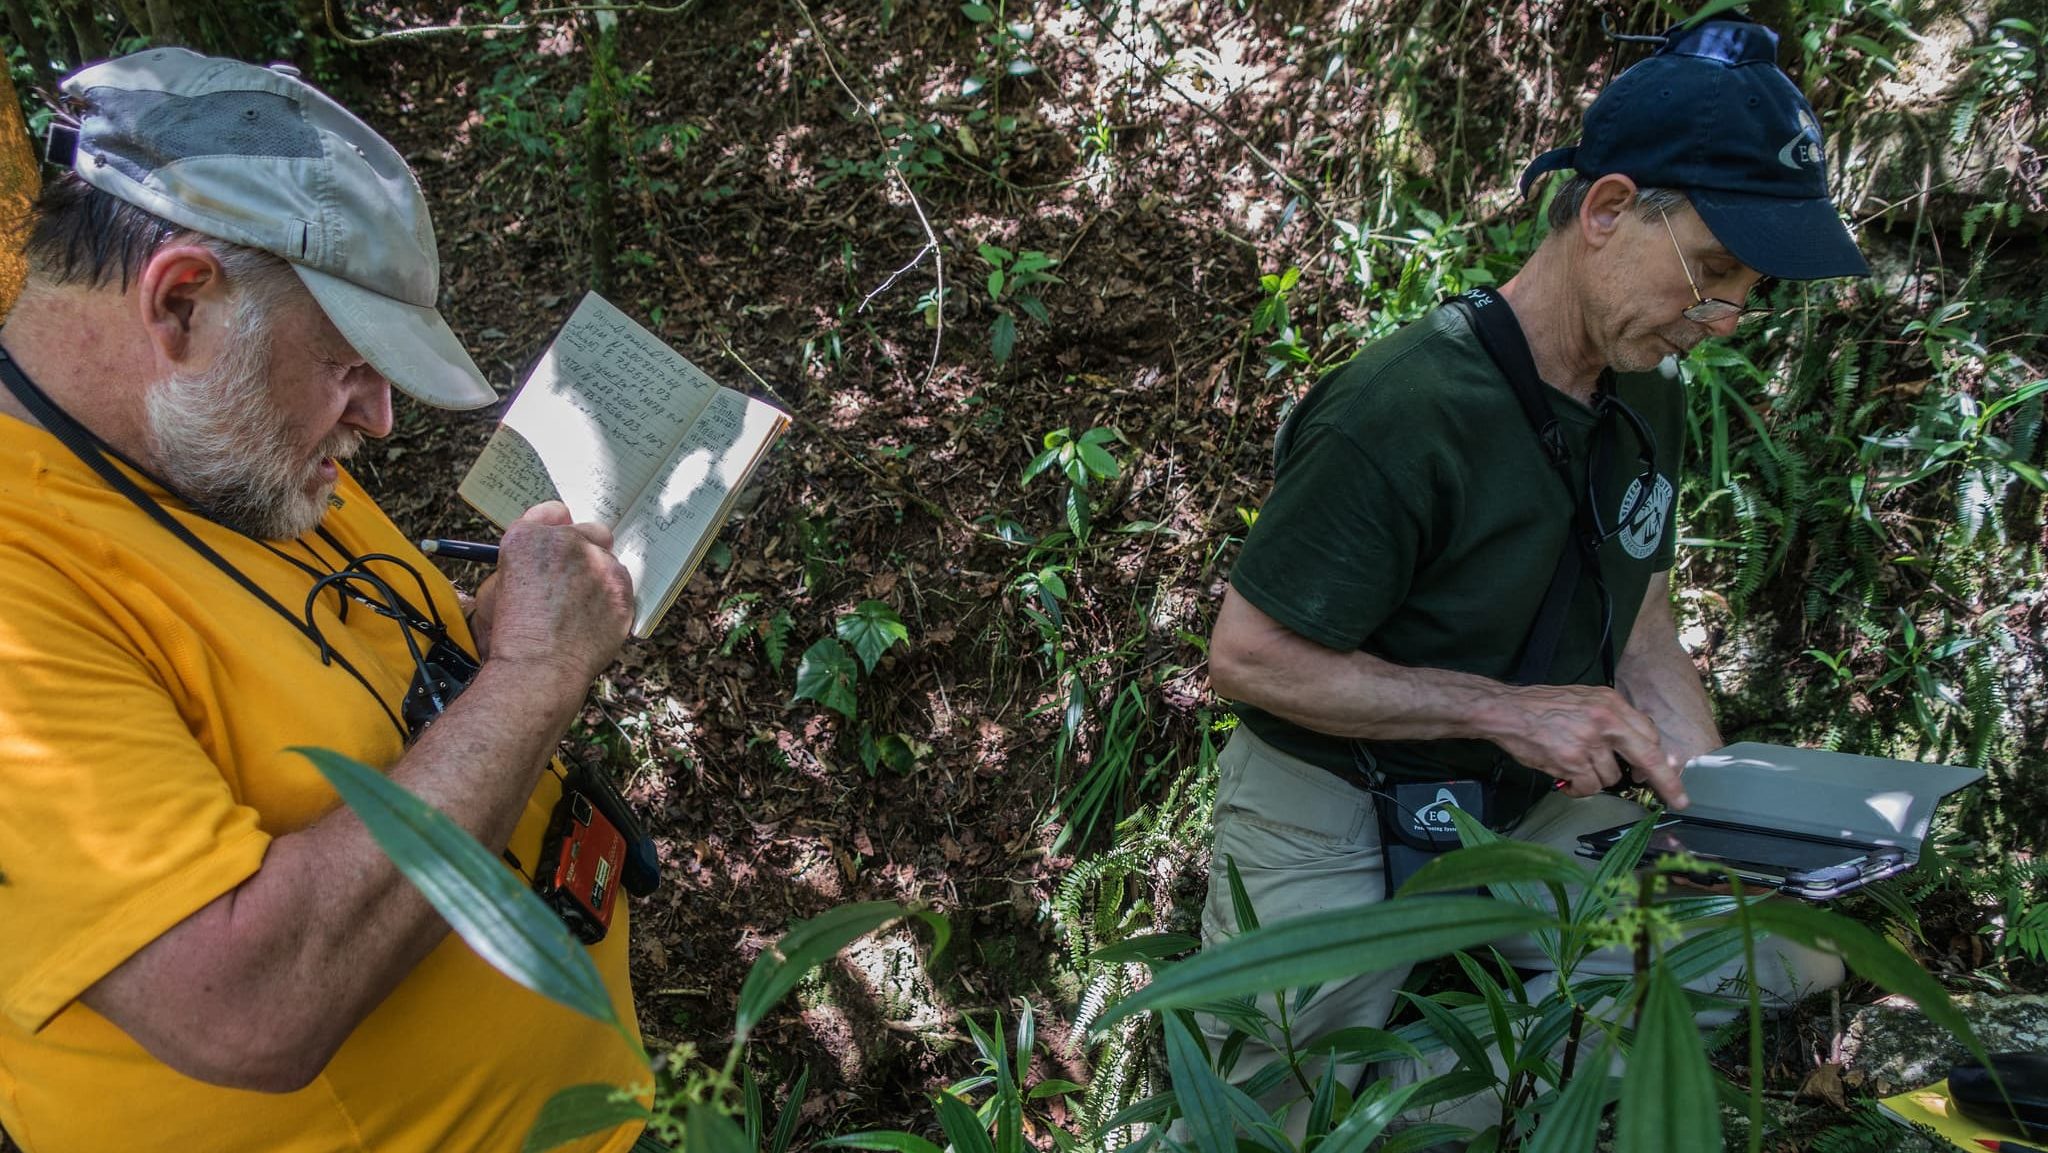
[1230,303,1687,821]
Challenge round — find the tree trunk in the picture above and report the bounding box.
[195,0,256,59]
[582,12,618,295]
[142,0,183,45]
[0,57,38,322]
[109,0,146,40]
[1,0,60,95]
[56,0,104,61]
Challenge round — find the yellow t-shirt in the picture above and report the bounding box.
[0,416,647,1152]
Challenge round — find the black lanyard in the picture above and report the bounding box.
[0,348,432,740]
[1448,287,1658,687]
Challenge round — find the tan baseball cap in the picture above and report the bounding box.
[51,47,497,409]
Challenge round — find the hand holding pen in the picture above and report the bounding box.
[418,538,500,564]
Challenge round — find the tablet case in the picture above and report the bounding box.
[1676,742,1986,867]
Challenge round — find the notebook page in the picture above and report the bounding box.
[458,293,721,529]
[614,388,788,634]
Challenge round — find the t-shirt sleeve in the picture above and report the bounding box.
[1230,411,1435,653]
[0,552,269,1033]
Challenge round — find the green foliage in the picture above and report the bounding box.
[296,747,622,1032]
[309,745,947,1152]
[978,245,1061,366]
[792,601,910,722]
[1020,425,1126,541]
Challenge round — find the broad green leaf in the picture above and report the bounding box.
[821,1134,944,1153]
[1162,1012,1236,1153]
[959,2,993,21]
[1452,952,1518,1068]
[521,1083,651,1153]
[1084,932,1200,965]
[735,902,946,1043]
[1064,485,1091,540]
[1316,1077,1427,1153]
[1617,965,1722,1153]
[977,241,1010,263]
[793,637,859,720]
[1297,1026,1422,1066]
[836,600,909,672]
[1522,1045,1615,1153]
[1379,1124,1475,1153]
[1738,900,1994,1071]
[1396,991,1495,1084]
[1090,896,1555,1033]
[1016,295,1050,325]
[297,748,619,1028]
[986,267,1005,301]
[1076,439,1120,481]
[1398,840,1590,898]
[767,1066,810,1153]
[991,312,1017,366]
[1029,1079,1085,1099]
[1015,1001,1035,1091]
[1020,445,1061,487]
[1224,855,1260,932]
[1586,813,1658,904]
[684,1104,753,1153]
[933,1090,996,1153]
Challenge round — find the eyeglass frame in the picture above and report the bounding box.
[1659,210,1771,327]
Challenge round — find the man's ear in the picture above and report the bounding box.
[134,245,230,365]
[1577,174,1641,251]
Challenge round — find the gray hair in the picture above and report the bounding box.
[1543,174,1692,231]
[24,175,302,315]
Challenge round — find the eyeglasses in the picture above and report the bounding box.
[1660,211,1771,327]
[301,553,480,741]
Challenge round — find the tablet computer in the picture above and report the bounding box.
[1576,815,1909,900]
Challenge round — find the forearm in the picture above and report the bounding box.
[1217,632,1523,745]
[1210,583,1687,803]
[1615,626,1722,766]
[1616,577,1723,767]
[1213,584,1558,748]
[85,658,587,1090]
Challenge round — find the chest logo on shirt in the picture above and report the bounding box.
[1617,474,1674,560]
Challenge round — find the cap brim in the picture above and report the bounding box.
[1689,188,1870,281]
[293,265,498,410]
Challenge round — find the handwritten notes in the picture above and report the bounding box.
[457,292,790,636]
[614,391,788,628]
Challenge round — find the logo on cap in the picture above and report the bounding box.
[1776,107,1825,171]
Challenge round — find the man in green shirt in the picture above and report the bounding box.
[1201,14,1869,1131]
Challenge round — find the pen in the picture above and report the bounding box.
[417,538,500,564]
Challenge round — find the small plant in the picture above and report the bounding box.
[1079,810,1997,1152]
[793,599,911,721]
[716,592,795,670]
[979,244,1061,366]
[827,1002,1084,1153]
[298,747,947,1153]
[1021,425,1127,540]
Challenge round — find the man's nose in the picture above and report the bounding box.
[1703,312,1742,339]
[345,373,394,438]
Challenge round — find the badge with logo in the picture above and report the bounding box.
[1617,473,1674,560]
[1778,106,1825,170]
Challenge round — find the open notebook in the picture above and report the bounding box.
[458,293,789,637]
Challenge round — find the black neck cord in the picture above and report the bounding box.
[0,348,415,740]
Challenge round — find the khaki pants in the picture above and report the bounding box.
[1192,724,1845,1137]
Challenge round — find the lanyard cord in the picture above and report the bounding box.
[0,348,413,740]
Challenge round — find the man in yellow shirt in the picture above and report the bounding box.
[0,50,651,1151]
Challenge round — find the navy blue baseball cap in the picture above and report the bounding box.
[1520,16,1869,281]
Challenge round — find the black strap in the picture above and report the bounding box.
[0,348,412,738]
[1447,288,1615,686]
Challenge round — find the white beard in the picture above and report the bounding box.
[145,297,359,540]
